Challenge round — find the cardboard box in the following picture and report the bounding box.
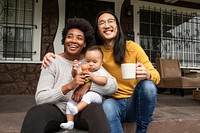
[193,90,200,100]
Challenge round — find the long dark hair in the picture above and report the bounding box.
[94,10,126,65]
[62,17,95,54]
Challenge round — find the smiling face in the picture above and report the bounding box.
[64,28,85,57]
[97,13,118,42]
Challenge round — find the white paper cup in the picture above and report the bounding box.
[121,63,136,79]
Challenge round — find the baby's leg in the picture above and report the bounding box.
[60,104,75,130]
[81,91,102,104]
[68,91,102,115]
[60,120,74,130]
[67,100,88,115]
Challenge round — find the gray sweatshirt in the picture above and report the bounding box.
[35,55,117,114]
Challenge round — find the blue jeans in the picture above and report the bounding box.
[102,80,157,133]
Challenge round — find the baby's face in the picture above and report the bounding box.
[84,50,103,72]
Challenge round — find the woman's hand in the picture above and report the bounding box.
[72,82,91,102]
[41,52,56,68]
[62,72,86,94]
[136,62,151,80]
[72,60,81,78]
[73,72,86,86]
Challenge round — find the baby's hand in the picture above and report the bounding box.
[82,71,91,83]
[87,71,94,81]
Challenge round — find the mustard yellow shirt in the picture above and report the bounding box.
[100,41,160,99]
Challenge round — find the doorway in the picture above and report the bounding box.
[65,0,114,27]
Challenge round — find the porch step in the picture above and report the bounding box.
[0,94,200,133]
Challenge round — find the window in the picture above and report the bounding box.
[0,0,35,61]
[140,9,161,64]
[162,11,200,67]
[139,6,200,68]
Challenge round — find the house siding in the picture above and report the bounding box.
[0,0,59,95]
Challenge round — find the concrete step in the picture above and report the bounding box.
[0,94,200,133]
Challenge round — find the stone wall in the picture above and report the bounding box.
[0,64,41,94]
[41,0,59,59]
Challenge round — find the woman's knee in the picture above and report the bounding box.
[23,105,44,122]
[22,104,56,125]
[21,105,47,133]
[80,103,104,119]
[21,104,64,132]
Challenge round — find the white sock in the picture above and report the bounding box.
[67,102,78,115]
[60,121,74,130]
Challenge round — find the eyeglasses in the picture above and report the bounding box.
[98,18,116,27]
